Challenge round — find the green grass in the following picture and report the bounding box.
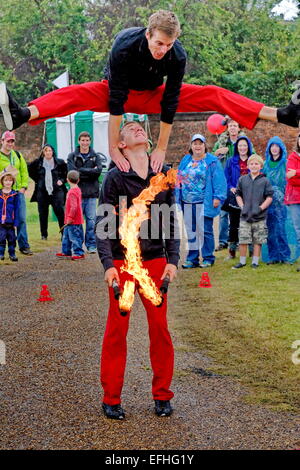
[26,197,61,252]
[172,251,300,412]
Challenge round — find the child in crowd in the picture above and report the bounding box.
[232,154,273,269]
[0,167,19,261]
[56,170,84,260]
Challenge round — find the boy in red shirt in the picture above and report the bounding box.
[56,170,84,260]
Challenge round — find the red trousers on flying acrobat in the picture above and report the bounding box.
[28,80,264,130]
[100,258,174,406]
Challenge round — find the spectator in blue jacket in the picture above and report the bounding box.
[262,136,294,264]
[0,168,19,261]
[176,133,227,268]
[224,136,254,259]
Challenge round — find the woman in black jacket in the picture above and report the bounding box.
[28,144,67,239]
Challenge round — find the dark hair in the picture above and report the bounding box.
[67,170,80,184]
[41,143,56,158]
[78,131,91,141]
[189,140,207,155]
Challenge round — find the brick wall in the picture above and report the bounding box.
[1,113,299,165]
[149,113,300,166]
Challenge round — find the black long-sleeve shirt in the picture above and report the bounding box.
[104,27,187,124]
[95,163,180,271]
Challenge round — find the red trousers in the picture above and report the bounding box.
[100,258,174,405]
[29,80,264,130]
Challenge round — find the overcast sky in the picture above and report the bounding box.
[272,0,299,20]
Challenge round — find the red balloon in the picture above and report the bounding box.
[207,114,227,135]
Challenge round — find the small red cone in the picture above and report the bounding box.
[37,284,54,302]
[198,272,212,288]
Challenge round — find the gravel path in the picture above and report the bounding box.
[0,249,299,450]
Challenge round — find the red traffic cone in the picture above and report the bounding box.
[37,284,53,302]
[198,272,212,288]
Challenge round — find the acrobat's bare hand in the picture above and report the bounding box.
[110,147,130,172]
[105,267,120,287]
[150,148,166,173]
[161,264,177,282]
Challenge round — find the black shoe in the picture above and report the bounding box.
[0,82,31,130]
[41,236,47,240]
[9,255,18,262]
[0,256,4,260]
[20,248,33,255]
[251,263,259,269]
[102,403,125,420]
[215,243,228,251]
[154,400,173,417]
[277,85,300,128]
[232,262,246,269]
[296,267,300,272]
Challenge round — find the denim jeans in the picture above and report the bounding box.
[182,202,204,265]
[0,225,16,256]
[202,216,215,264]
[219,210,229,245]
[289,204,300,260]
[82,198,97,250]
[61,224,84,256]
[17,192,30,250]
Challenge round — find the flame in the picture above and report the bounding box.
[118,169,177,312]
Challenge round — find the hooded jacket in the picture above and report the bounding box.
[224,136,253,190]
[67,146,102,199]
[28,145,67,202]
[175,152,227,218]
[0,189,19,226]
[263,136,287,207]
[236,173,273,223]
[223,136,253,209]
[284,148,300,205]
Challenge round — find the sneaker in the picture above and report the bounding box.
[0,82,31,130]
[56,252,71,258]
[71,254,85,260]
[20,248,33,255]
[41,236,47,240]
[9,255,18,262]
[200,260,214,268]
[154,400,173,417]
[215,243,228,251]
[87,248,97,254]
[277,85,300,127]
[251,263,259,269]
[182,261,199,269]
[232,262,246,269]
[102,403,125,420]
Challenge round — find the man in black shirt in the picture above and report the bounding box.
[1,10,300,173]
[95,121,179,420]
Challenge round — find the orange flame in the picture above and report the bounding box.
[118,169,177,312]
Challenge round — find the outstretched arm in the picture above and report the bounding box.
[150,121,173,173]
[108,115,130,172]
